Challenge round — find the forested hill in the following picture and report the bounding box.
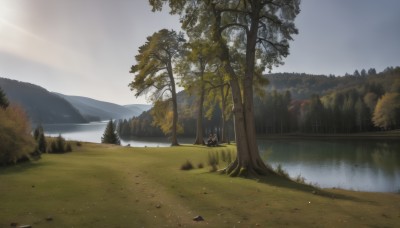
[56,93,150,121]
[0,78,87,124]
[118,66,400,138]
[265,67,398,100]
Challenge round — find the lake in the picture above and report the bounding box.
[43,122,400,192]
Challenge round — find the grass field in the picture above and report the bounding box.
[1,143,399,227]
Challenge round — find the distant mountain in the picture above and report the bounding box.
[0,78,87,124]
[124,104,152,114]
[56,94,149,121]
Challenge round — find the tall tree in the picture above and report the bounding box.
[151,0,300,177]
[177,39,218,145]
[129,29,185,146]
[101,120,121,145]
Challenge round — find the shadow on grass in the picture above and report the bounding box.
[0,160,47,175]
[206,170,367,203]
[256,174,362,201]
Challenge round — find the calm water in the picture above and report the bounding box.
[43,122,400,192]
[259,139,400,192]
[43,122,192,147]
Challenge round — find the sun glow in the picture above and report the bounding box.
[0,3,45,42]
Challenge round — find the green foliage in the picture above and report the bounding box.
[129,29,185,145]
[208,149,236,172]
[117,111,164,138]
[207,151,219,172]
[122,67,400,138]
[101,120,121,145]
[0,105,35,165]
[33,125,47,153]
[47,134,71,153]
[0,86,9,109]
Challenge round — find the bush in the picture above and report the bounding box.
[47,135,71,153]
[0,105,35,165]
[197,163,204,169]
[180,160,194,170]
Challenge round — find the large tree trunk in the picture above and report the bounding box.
[193,84,205,145]
[168,63,179,146]
[242,10,272,175]
[214,2,272,177]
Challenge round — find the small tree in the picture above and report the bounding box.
[0,87,9,109]
[101,120,121,145]
[34,125,47,153]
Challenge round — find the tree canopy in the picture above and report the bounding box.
[373,93,400,130]
[150,0,301,177]
[129,29,185,146]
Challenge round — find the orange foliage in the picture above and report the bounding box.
[0,105,35,164]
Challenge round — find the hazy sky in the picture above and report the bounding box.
[1,0,399,105]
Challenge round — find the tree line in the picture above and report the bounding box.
[121,66,400,139]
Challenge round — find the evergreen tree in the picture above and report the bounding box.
[101,120,121,145]
[34,125,47,153]
[0,87,9,109]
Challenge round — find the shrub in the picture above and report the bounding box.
[197,163,204,169]
[207,152,219,172]
[0,105,35,165]
[56,134,65,153]
[47,135,71,153]
[180,160,194,170]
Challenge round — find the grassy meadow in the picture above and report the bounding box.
[1,143,399,227]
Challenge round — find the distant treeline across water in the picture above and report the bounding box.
[118,67,400,138]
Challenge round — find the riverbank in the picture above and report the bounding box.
[259,130,400,140]
[0,143,399,227]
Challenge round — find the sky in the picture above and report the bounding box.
[1,0,399,105]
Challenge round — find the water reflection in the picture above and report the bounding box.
[258,139,400,192]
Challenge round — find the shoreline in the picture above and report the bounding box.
[257,131,400,140]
